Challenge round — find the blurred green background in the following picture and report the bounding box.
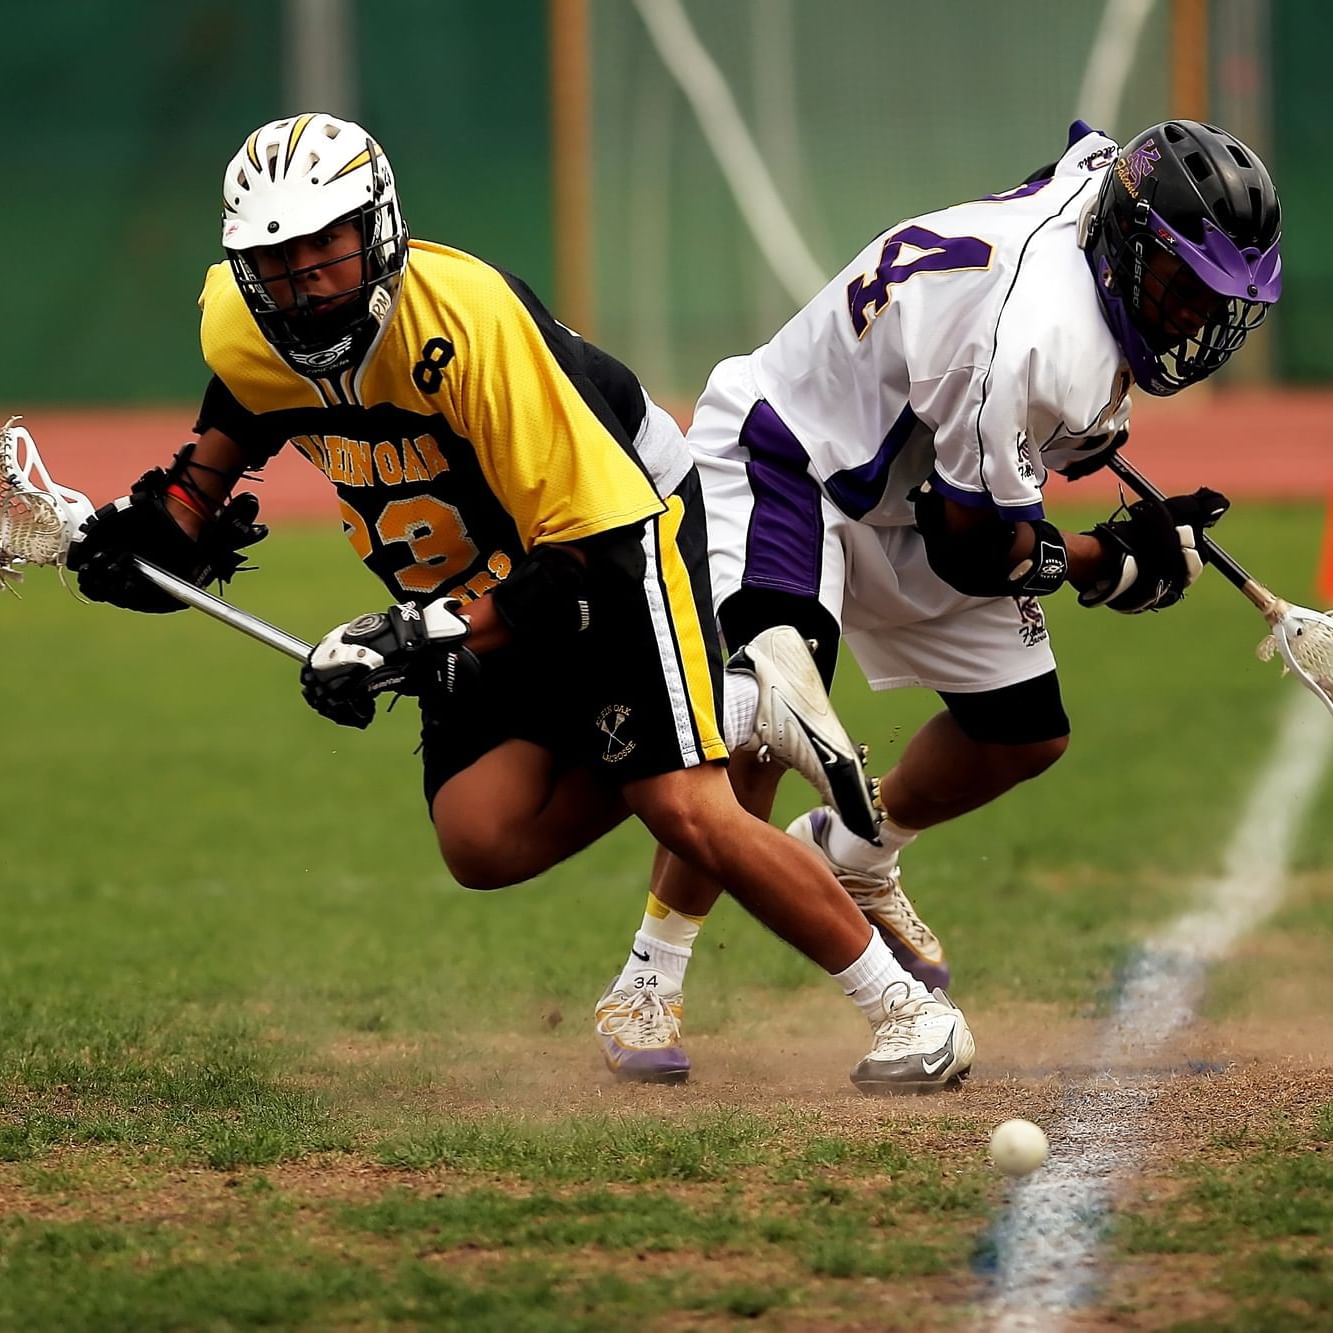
[7,0,1330,407]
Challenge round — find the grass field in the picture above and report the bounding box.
[3,503,1332,1330]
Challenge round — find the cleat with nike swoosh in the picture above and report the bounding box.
[851,984,974,1094]
[727,625,879,840]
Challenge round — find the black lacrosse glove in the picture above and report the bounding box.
[300,599,480,729]
[66,466,267,613]
[1079,487,1230,613]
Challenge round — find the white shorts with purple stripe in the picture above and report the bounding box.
[688,358,1057,695]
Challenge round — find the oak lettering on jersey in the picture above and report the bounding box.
[293,433,452,489]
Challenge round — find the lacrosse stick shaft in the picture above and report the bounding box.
[132,559,313,661]
[1106,453,1281,618]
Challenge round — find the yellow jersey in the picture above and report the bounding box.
[197,240,676,604]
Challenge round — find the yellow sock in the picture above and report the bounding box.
[643,891,706,948]
[615,893,704,992]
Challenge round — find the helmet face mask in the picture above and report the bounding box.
[221,115,408,377]
[1084,120,1282,395]
[232,214,377,368]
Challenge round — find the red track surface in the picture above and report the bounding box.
[13,388,1333,520]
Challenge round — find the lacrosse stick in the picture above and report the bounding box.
[0,417,312,661]
[1107,452,1333,718]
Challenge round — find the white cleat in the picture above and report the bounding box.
[850,983,974,1095]
[594,978,690,1084]
[788,807,951,991]
[727,625,879,840]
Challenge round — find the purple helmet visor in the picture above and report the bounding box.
[1149,206,1282,303]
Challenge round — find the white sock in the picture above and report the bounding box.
[614,896,702,994]
[832,932,928,1022]
[721,671,759,750]
[616,933,691,994]
[826,807,918,871]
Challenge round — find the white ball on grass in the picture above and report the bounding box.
[989,1118,1049,1176]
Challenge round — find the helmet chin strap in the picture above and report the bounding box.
[1075,195,1099,249]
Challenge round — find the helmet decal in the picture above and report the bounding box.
[326,147,375,182]
[283,114,317,173]
[1115,139,1161,197]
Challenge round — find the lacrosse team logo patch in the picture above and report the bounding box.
[597,704,637,763]
[1015,596,1048,647]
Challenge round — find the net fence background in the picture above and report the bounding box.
[588,0,1312,404]
[4,0,1327,407]
[5,0,552,405]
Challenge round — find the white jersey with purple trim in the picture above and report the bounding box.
[741,123,1131,526]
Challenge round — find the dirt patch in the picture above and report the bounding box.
[302,989,1091,1129]
[2,972,1329,1331]
[1141,1063,1333,1162]
[317,972,1333,1119]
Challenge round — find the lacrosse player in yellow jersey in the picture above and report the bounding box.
[67,113,975,1094]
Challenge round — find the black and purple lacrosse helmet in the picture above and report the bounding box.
[1083,119,1281,396]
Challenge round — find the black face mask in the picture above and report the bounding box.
[227,201,407,378]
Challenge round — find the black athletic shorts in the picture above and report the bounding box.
[420,468,727,806]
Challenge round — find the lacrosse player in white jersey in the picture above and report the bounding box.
[595,118,1282,1084]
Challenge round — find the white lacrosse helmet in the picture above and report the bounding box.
[221,113,408,375]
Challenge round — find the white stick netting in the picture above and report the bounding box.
[1257,605,1333,715]
[0,417,94,591]
[1,485,68,562]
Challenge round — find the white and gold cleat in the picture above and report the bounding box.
[594,978,690,1084]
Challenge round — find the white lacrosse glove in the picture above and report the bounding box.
[300,597,476,729]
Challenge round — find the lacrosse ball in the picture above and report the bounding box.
[989,1118,1048,1176]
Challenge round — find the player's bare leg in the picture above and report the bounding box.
[612,762,973,1093]
[432,738,627,890]
[874,710,1067,830]
[646,748,778,909]
[591,752,778,1084]
[600,623,876,1082]
[790,709,1066,987]
[612,706,1063,1075]
[629,765,866,969]
[596,624,969,1090]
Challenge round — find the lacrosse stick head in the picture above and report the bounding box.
[0,416,94,591]
[1257,602,1333,716]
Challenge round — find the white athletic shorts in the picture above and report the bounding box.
[689,357,1058,695]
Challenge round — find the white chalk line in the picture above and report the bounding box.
[984,687,1333,1331]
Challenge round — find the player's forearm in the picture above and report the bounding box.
[1056,529,1118,592]
[162,429,250,537]
[1009,521,1117,593]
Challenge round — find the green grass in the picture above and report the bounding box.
[0,1112,996,1331]
[1113,1098,1333,1330]
[3,502,1332,1327]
